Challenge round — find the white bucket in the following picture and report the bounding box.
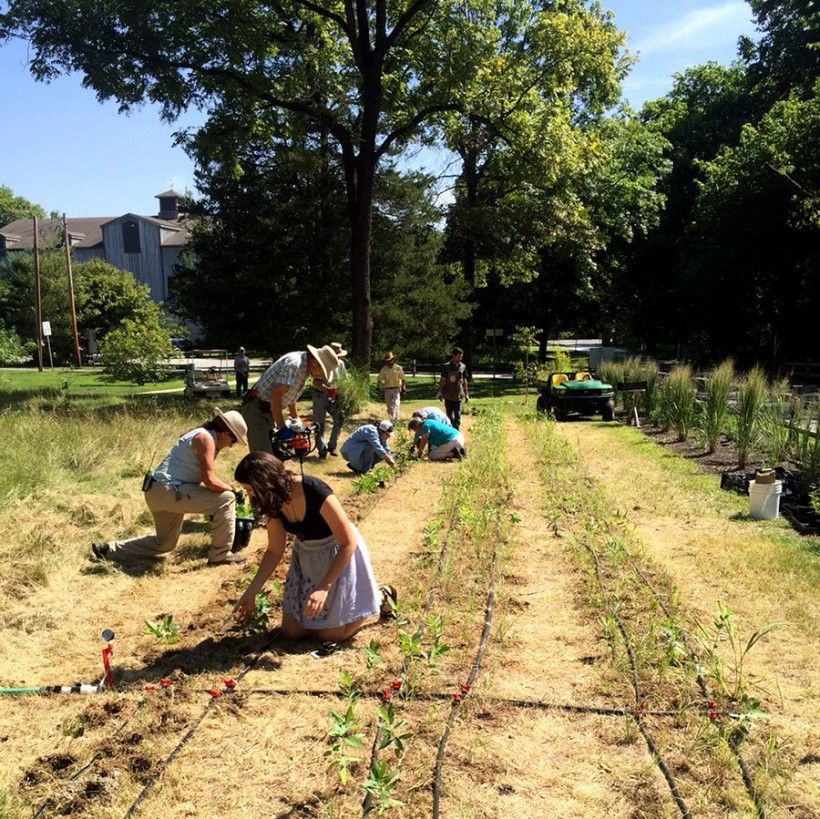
[748,479,783,520]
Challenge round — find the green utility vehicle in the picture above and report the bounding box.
[536,371,615,421]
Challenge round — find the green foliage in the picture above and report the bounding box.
[665,364,697,442]
[0,184,45,225]
[756,378,792,467]
[333,365,370,419]
[422,614,450,668]
[700,359,735,453]
[360,640,382,670]
[230,591,274,636]
[362,759,403,815]
[734,367,768,468]
[144,614,181,645]
[99,317,173,384]
[0,323,33,364]
[376,701,412,758]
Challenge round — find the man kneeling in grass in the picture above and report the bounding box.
[408,417,466,461]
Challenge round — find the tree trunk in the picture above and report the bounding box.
[349,160,374,370]
[459,145,479,372]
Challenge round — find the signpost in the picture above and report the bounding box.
[42,320,54,370]
[485,329,503,393]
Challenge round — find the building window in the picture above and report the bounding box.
[122,220,141,254]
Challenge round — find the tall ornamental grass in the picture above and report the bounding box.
[598,358,659,418]
[791,402,820,493]
[734,367,768,468]
[700,359,735,453]
[335,365,370,417]
[665,364,697,441]
[756,378,792,467]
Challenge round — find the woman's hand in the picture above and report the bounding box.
[303,588,329,620]
[233,590,256,621]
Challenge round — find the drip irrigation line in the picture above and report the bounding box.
[361,468,465,815]
[432,522,499,819]
[621,547,766,819]
[585,541,692,819]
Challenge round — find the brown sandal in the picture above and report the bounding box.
[379,585,397,618]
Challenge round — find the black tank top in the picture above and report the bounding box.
[276,475,334,540]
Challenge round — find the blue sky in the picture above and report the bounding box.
[0,1,758,218]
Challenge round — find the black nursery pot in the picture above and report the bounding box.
[232,517,255,551]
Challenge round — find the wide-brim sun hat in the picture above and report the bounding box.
[330,342,348,358]
[384,351,395,362]
[307,344,340,380]
[214,407,248,445]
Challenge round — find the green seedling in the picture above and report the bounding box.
[398,628,423,664]
[230,591,274,636]
[376,701,412,758]
[423,615,449,667]
[235,502,254,518]
[361,640,383,670]
[325,700,364,786]
[144,614,181,645]
[339,670,361,701]
[363,759,403,815]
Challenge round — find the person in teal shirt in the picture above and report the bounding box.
[408,417,466,461]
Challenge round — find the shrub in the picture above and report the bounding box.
[100,317,173,384]
[334,365,370,418]
[734,366,767,468]
[0,323,33,364]
[700,359,734,453]
[665,364,696,441]
[756,378,792,467]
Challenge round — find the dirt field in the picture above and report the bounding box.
[0,401,818,818]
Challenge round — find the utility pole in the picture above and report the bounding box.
[33,216,44,371]
[62,214,82,367]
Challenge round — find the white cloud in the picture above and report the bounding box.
[632,1,755,56]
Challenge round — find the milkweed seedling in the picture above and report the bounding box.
[144,614,181,645]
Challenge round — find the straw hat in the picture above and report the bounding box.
[330,341,348,358]
[384,351,395,362]
[214,408,248,445]
[307,344,340,380]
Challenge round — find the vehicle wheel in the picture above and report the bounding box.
[602,400,615,422]
[536,394,550,415]
[553,405,567,422]
[221,390,231,398]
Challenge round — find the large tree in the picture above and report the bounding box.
[0,184,46,226]
[2,0,500,367]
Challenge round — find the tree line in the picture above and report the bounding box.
[1,1,817,371]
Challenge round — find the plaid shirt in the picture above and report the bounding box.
[253,351,308,405]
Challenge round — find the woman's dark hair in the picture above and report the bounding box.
[234,452,293,517]
[203,416,234,439]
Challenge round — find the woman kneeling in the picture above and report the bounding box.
[232,452,382,641]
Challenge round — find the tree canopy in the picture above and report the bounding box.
[0,184,46,226]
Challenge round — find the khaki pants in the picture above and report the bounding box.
[429,431,465,461]
[384,387,401,421]
[240,399,274,454]
[109,482,235,562]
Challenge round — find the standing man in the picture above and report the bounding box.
[437,346,469,429]
[240,345,340,453]
[376,352,405,421]
[234,346,251,399]
[313,341,348,459]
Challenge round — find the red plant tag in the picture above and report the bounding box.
[453,693,462,704]
[390,680,402,690]
[209,689,221,698]
[224,678,236,689]
[159,678,171,688]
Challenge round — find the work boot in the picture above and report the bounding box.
[207,552,247,566]
[318,449,328,460]
[91,541,111,560]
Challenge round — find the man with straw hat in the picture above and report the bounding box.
[240,344,340,453]
[312,341,348,459]
[376,351,405,421]
[91,408,249,566]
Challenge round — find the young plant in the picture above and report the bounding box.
[734,366,767,468]
[700,359,734,453]
[230,591,274,636]
[398,628,423,664]
[144,614,181,645]
[756,379,792,467]
[422,615,450,667]
[376,701,412,758]
[361,640,383,670]
[325,700,365,786]
[362,759,403,815]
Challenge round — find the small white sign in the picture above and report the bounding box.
[485,328,503,337]
[42,321,52,337]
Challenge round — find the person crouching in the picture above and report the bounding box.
[408,416,466,461]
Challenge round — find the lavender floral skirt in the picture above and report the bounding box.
[282,527,380,629]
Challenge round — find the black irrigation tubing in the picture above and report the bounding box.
[585,542,693,819]
[431,528,498,819]
[360,468,467,815]
[621,546,766,819]
[30,702,142,819]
